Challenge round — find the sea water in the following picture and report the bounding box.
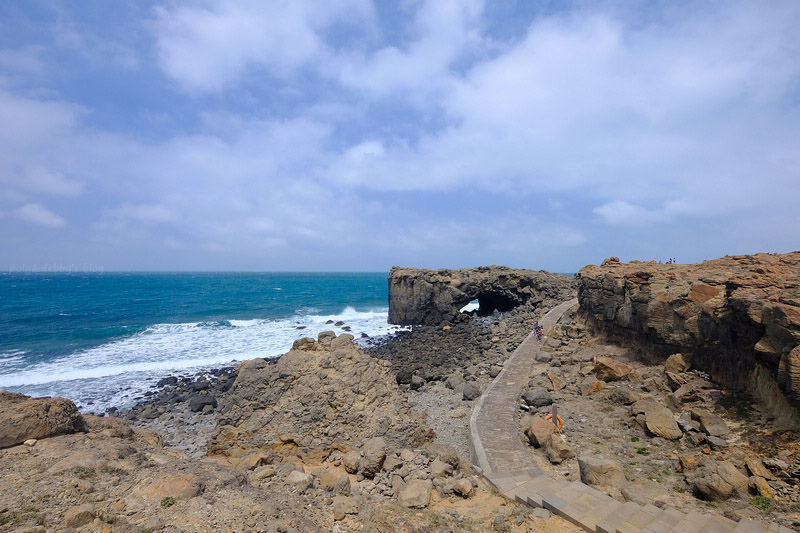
[0,272,401,412]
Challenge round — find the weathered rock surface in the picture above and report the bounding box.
[644,406,683,440]
[689,460,749,501]
[398,479,433,508]
[578,456,625,487]
[577,252,800,423]
[0,392,86,448]
[522,387,553,407]
[389,266,576,325]
[523,416,556,447]
[593,357,631,382]
[209,332,428,460]
[542,434,574,464]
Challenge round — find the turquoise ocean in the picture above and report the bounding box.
[0,272,402,413]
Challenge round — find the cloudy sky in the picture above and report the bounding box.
[1,0,798,272]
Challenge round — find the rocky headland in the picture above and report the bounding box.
[388,266,576,326]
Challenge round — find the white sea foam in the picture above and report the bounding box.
[0,307,400,412]
[0,350,26,371]
[460,300,480,313]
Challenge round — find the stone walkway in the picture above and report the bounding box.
[468,299,793,533]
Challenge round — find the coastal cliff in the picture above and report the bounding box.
[388,266,577,325]
[577,252,800,424]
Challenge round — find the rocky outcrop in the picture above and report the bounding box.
[209,332,429,460]
[388,266,576,325]
[577,252,800,422]
[0,391,86,448]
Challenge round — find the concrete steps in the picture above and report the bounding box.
[487,469,792,533]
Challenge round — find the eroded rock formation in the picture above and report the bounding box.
[209,332,429,461]
[0,391,86,448]
[577,252,800,422]
[388,266,576,325]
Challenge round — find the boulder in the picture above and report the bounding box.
[547,372,565,391]
[233,452,273,471]
[580,377,603,396]
[644,407,683,440]
[522,387,553,407]
[523,417,556,447]
[695,411,731,437]
[749,476,775,498]
[0,392,86,448]
[610,386,640,405]
[444,371,465,390]
[453,478,473,498]
[430,457,453,478]
[359,437,387,478]
[398,479,432,508]
[424,443,460,466]
[64,504,96,528]
[343,451,360,474]
[332,496,361,521]
[188,394,217,413]
[593,357,631,382]
[335,474,351,496]
[578,456,625,487]
[690,461,748,501]
[665,353,693,374]
[285,470,313,491]
[745,456,773,479]
[706,436,728,449]
[462,381,481,401]
[382,453,403,473]
[127,473,202,504]
[543,434,574,464]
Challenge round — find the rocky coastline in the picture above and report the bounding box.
[2,255,800,532]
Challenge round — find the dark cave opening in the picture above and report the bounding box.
[476,292,518,315]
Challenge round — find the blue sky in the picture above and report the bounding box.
[1,0,798,272]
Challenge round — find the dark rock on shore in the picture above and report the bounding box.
[367,298,575,388]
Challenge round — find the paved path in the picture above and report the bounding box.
[469,298,577,475]
[468,298,792,533]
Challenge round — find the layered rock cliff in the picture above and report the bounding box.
[388,266,577,325]
[577,252,800,424]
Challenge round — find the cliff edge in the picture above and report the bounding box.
[577,252,800,426]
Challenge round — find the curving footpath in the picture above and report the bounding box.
[468,298,791,533]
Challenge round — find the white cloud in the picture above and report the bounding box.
[324,0,800,217]
[14,203,66,228]
[335,0,485,97]
[593,199,698,227]
[18,167,84,197]
[152,0,375,92]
